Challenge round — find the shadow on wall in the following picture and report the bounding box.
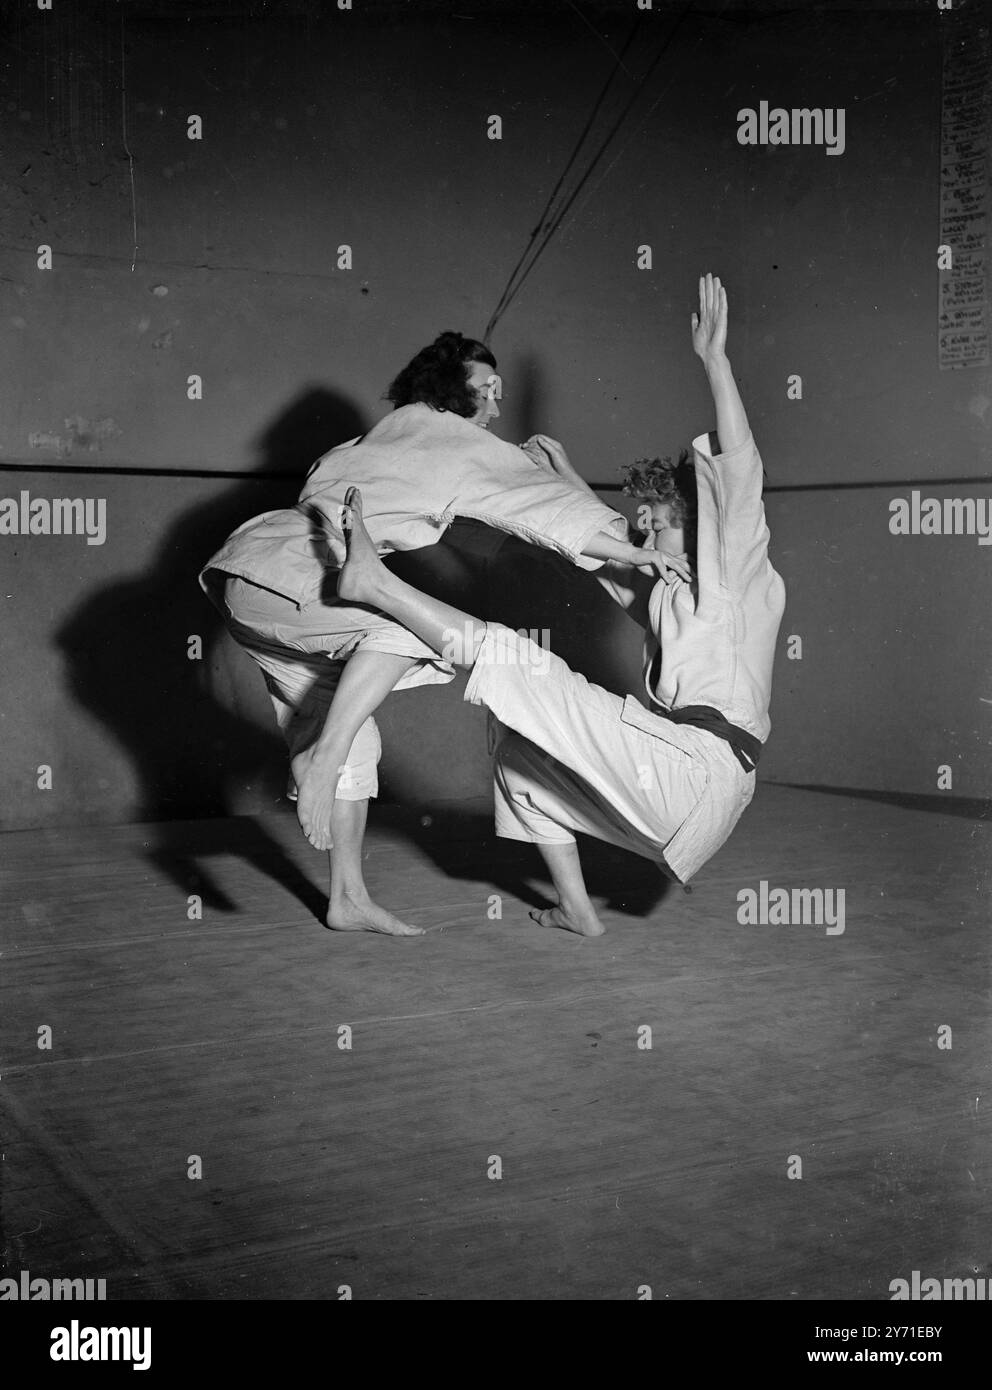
[53,376,647,922]
[55,384,369,924]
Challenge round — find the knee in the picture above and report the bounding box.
[201,568,228,616]
[494,730,545,795]
[218,574,257,625]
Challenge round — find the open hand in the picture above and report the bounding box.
[636,546,694,585]
[691,272,728,362]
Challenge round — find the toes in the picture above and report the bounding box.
[305,822,327,850]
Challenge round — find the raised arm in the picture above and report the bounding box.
[692,273,749,453]
[689,275,776,613]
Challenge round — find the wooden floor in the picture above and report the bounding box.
[1,786,989,1301]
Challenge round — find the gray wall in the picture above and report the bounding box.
[1,0,989,832]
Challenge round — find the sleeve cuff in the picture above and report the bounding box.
[570,513,629,571]
[691,429,757,465]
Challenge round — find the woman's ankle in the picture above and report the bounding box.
[330,883,372,909]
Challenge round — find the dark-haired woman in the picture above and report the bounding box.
[201,332,682,936]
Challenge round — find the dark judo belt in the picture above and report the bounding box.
[658,704,762,774]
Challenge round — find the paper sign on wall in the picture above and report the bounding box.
[939,4,991,370]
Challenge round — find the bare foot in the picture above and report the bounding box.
[336,486,385,605]
[327,893,424,937]
[291,745,341,851]
[529,905,606,937]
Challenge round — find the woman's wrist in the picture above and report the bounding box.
[701,350,732,379]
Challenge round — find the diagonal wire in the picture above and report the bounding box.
[483,11,643,342]
[488,1,694,338]
[564,0,635,77]
[563,0,733,251]
[485,0,695,342]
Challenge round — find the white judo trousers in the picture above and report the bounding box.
[465,625,755,884]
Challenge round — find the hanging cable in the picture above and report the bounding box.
[563,0,732,252]
[484,0,695,343]
[483,12,642,342]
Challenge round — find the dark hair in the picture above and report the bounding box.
[386,331,497,419]
[620,449,697,529]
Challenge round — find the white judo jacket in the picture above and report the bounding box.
[200,403,628,606]
[640,429,786,743]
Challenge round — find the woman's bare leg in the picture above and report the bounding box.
[528,841,605,938]
[292,648,426,936]
[292,649,413,850]
[324,795,423,937]
[337,490,486,666]
[337,490,606,936]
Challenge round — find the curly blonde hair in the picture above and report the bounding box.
[620,449,696,528]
